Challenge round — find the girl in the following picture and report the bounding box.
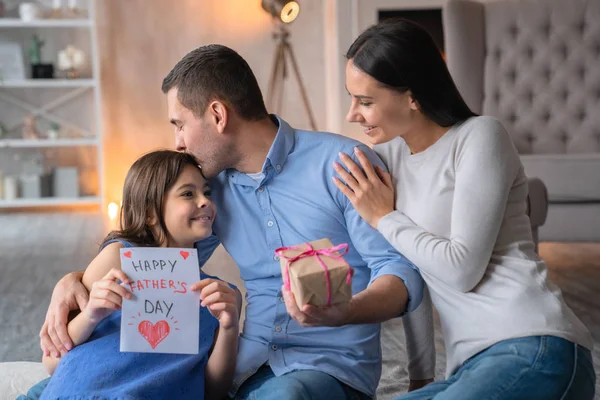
[334,19,595,399]
[40,150,240,399]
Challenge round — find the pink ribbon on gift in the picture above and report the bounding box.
[275,242,353,306]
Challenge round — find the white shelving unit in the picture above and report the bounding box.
[0,78,96,88]
[0,18,92,28]
[0,0,103,210]
[0,138,98,148]
[0,196,101,208]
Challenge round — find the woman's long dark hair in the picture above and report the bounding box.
[102,150,201,249]
[346,18,476,127]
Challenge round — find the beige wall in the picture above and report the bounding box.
[96,0,326,204]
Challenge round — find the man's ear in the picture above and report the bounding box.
[209,101,228,134]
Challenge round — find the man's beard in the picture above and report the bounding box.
[194,154,226,179]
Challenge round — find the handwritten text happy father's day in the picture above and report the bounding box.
[120,248,199,355]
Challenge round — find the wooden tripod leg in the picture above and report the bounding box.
[267,40,285,112]
[276,46,287,115]
[284,42,317,131]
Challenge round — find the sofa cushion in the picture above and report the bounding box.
[480,0,600,155]
[0,362,48,398]
[521,154,600,201]
[539,203,600,242]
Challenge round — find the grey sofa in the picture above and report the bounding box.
[444,0,600,242]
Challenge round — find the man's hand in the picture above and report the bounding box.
[39,271,88,357]
[282,285,351,327]
[408,378,434,392]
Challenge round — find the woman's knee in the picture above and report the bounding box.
[394,380,449,400]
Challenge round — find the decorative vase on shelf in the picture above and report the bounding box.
[22,115,40,140]
[47,0,64,18]
[47,122,60,140]
[29,35,54,79]
[65,0,87,18]
[46,0,88,19]
[52,167,79,198]
[3,175,18,200]
[19,2,41,21]
[58,45,85,79]
[31,63,54,79]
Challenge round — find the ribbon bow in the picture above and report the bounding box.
[275,242,353,306]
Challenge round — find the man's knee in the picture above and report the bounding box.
[263,377,314,400]
[254,370,347,400]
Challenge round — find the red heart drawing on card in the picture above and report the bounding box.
[123,251,132,258]
[138,320,170,349]
[180,251,190,260]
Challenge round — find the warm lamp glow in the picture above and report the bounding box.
[262,0,300,24]
[280,1,299,23]
[107,202,119,221]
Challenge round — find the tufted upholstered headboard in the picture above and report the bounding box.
[444,0,600,155]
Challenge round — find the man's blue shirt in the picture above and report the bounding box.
[196,116,424,396]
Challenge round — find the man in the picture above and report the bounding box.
[40,45,433,399]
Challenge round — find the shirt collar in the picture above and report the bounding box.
[264,114,295,175]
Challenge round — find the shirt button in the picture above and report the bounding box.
[271,344,278,351]
[276,165,282,172]
[258,187,264,192]
[274,326,282,332]
[267,220,274,227]
[273,255,280,261]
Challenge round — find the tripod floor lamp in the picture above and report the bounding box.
[261,0,317,131]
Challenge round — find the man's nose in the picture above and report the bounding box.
[175,134,186,152]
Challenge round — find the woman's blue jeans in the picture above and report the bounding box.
[396,335,596,400]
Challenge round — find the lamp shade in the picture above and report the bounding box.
[261,0,299,23]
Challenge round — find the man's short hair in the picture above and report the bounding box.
[162,44,269,121]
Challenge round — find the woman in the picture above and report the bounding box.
[333,19,595,399]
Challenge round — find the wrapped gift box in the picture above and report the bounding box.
[275,238,353,309]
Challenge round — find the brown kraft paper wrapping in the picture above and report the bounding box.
[275,238,353,309]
